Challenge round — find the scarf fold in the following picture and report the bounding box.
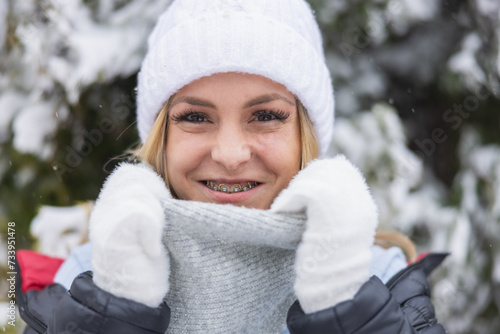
[162,200,306,334]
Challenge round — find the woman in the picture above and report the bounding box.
[16,0,447,333]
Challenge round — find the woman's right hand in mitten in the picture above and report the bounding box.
[89,163,171,308]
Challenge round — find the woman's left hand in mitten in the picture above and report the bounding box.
[89,163,171,308]
[271,155,378,313]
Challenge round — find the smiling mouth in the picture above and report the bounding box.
[205,181,259,193]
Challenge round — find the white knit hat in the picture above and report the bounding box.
[136,0,334,155]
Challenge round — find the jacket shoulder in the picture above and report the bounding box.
[16,250,66,333]
[387,253,449,333]
[50,271,170,334]
[287,253,449,334]
[16,250,171,334]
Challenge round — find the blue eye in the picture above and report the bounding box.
[185,113,207,122]
[253,110,290,122]
[256,113,276,122]
[171,111,208,123]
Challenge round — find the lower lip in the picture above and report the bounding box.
[199,181,261,204]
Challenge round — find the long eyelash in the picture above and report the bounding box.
[170,110,205,122]
[255,109,290,121]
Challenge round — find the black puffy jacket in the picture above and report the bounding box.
[16,250,447,334]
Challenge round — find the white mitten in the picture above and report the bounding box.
[271,155,378,314]
[89,163,171,308]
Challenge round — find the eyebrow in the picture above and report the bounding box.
[170,93,295,110]
[244,94,295,108]
[170,96,216,109]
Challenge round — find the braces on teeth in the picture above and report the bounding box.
[206,181,258,193]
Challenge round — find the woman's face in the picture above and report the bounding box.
[166,72,301,209]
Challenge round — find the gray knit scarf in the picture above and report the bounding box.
[162,199,306,334]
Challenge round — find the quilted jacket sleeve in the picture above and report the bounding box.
[47,271,171,334]
[287,253,448,334]
[16,250,171,334]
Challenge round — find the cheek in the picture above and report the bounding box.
[254,130,301,175]
[166,130,208,182]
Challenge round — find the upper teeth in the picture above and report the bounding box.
[206,181,258,193]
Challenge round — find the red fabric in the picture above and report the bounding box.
[408,251,431,265]
[16,249,64,292]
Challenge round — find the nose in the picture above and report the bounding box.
[211,126,251,171]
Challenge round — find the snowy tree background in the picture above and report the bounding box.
[1,0,499,332]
